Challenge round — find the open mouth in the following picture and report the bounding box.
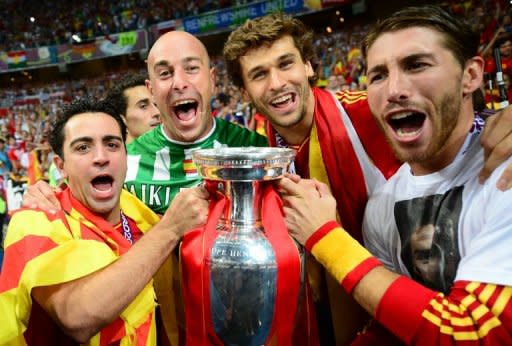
[270,93,296,108]
[173,99,198,121]
[91,174,114,192]
[388,112,426,137]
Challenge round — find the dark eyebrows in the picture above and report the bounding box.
[136,98,151,106]
[68,135,123,148]
[366,64,387,77]
[153,60,170,71]
[247,53,296,77]
[69,136,93,148]
[278,53,296,61]
[103,135,123,143]
[402,53,435,65]
[367,52,435,76]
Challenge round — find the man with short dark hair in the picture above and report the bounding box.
[0,98,209,345]
[106,73,161,143]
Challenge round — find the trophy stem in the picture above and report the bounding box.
[219,181,265,232]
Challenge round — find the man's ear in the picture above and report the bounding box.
[462,56,484,96]
[210,66,217,95]
[305,60,314,78]
[53,155,67,181]
[145,79,153,95]
[241,88,251,103]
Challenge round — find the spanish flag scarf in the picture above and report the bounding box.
[180,183,318,345]
[0,188,159,345]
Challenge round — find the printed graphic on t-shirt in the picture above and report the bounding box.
[394,186,463,293]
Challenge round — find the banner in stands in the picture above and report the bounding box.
[6,179,26,212]
[0,30,149,73]
[183,0,305,34]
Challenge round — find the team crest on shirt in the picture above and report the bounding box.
[183,148,198,178]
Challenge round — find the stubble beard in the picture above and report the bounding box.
[255,82,310,130]
[385,88,461,165]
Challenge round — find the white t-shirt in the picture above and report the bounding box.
[363,130,512,293]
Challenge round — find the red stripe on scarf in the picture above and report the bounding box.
[261,185,304,345]
[58,188,133,254]
[0,234,58,292]
[312,88,369,242]
[181,195,224,345]
[99,316,126,346]
[135,311,153,346]
[336,90,400,180]
[181,184,308,345]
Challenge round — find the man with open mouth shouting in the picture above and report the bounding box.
[0,98,210,345]
[278,5,512,345]
[124,30,268,215]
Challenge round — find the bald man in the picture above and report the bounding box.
[124,31,267,213]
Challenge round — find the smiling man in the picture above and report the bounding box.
[0,98,210,345]
[125,30,267,214]
[224,14,402,344]
[278,6,512,345]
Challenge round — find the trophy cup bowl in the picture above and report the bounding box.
[192,147,297,346]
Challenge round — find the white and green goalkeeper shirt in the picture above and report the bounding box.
[125,118,268,214]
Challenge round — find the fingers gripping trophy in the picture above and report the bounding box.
[180,147,308,345]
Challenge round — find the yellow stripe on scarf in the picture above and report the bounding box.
[308,120,370,345]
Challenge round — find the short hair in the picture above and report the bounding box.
[223,13,315,88]
[106,73,147,118]
[362,5,479,69]
[50,97,127,158]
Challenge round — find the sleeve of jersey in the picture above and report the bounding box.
[0,210,119,343]
[304,220,382,294]
[305,221,512,344]
[377,278,512,344]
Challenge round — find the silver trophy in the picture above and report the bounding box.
[192,147,302,345]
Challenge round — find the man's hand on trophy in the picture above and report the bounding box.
[279,176,337,246]
[162,186,210,238]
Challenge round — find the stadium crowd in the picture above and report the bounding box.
[0,0,254,51]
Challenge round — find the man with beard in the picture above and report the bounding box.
[0,98,209,345]
[224,13,512,344]
[278,5,512,345]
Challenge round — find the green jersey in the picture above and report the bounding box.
[125,118,268,214]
